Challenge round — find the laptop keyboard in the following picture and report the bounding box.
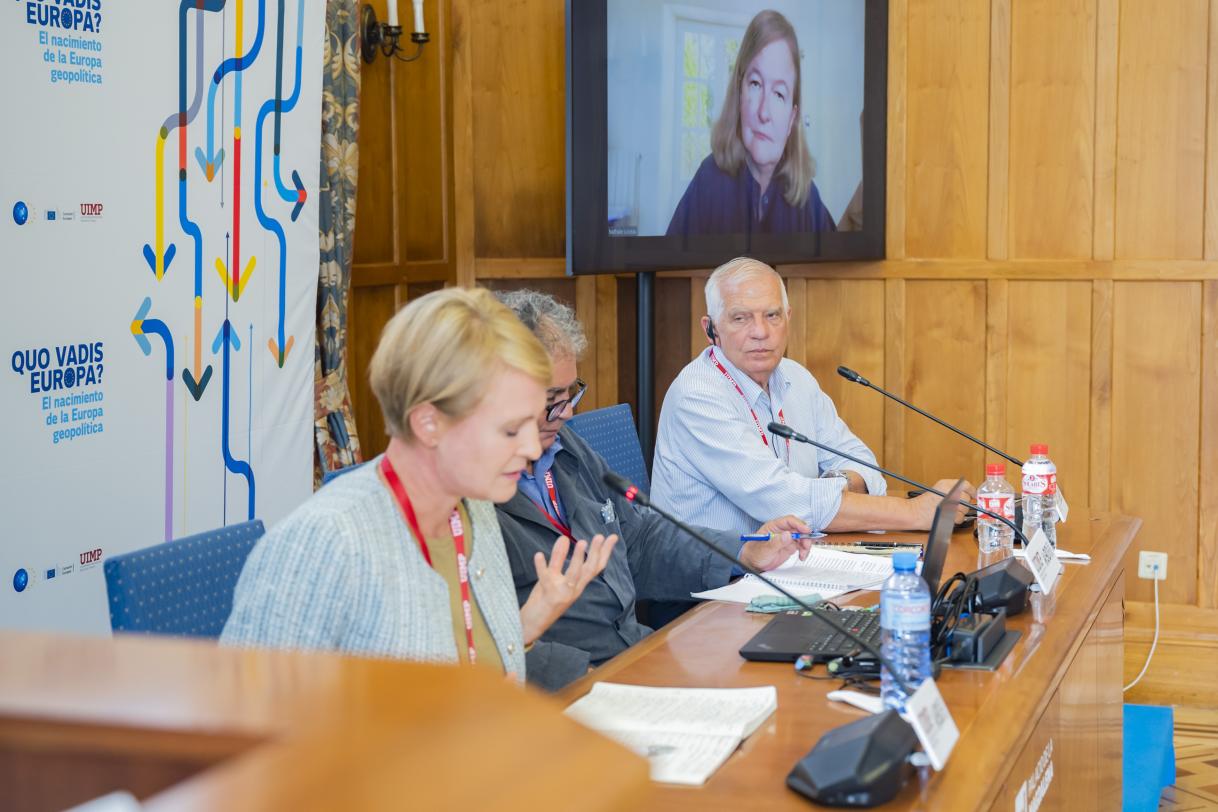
[805,610,882,655]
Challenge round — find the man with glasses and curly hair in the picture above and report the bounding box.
[495,289,813,691]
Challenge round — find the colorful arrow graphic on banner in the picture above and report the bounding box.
[131,297,176,541]
[256,0,302,367]
[215,316,256,521]
[175,0,227,401]
[201,0,265,181]
[144,0,224,280]
[271,0,307,222]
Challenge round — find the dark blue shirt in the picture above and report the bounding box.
[666,155,836,236]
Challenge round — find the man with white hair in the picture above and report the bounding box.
[652,256,973,534]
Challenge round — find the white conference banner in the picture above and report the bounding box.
[1,0,322,633]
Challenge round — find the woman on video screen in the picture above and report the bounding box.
[666,10,835,237]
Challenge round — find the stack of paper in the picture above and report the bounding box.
[691,548,894,604]
[564,682,777,786]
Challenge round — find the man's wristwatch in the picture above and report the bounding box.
[820,469,850,485]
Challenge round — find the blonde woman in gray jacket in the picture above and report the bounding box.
[222,288,617,680]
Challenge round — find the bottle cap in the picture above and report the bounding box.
[892,551,918,572]
[1030,443,1048,455]
[986,463,1005,476]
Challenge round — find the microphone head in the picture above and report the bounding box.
[601,471,650,506]
[767,421,795,439]
[837,366,869,386]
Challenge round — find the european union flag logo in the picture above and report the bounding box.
[46,568,55,579]
[47,210,56,221]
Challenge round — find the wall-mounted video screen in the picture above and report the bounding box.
[567,0,888,274]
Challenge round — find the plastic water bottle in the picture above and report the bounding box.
[976,463,1016,553]
[1021,444,1058,547]
[880,552,932,712]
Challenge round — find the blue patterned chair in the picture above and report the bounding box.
[103,519,265,638]
[566,403,650,492]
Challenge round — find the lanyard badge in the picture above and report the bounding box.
[709,348,790,463]
[380,456,478,665]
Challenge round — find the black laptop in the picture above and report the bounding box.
[738,480,965,663]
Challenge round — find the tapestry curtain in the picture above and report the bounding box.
[314,0,363,485]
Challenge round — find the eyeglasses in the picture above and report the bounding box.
[545,378,587,422]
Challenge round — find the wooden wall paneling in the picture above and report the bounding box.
[898,281,988,486]
[405,282,445,300]
[1092,0,1118,260]
[654,278,692,429]
[348,285,401,458]
[473,258,568,278]
[1111,281,1202,603]
[904,0,990,258]
[616,278,637,420]
[886,0,908,259]
[784,278,807,368]
[883,279,907,477]
[352,0,397,267]
[984,279,1009,453]
[1004,281,1093,492]
[986,0,1010,261]
[399,0,451,265]
[1208,0,1218,261]
[594,277,619,409]
[1008,0,1097,259]
[1089,280,1113,510]
[353,0,454,281]
[469,0,566,258]
[1114,0,1208,260]
[690,276,709,362]
[776,258,1218,281]
[1200,280,1218,607]
[803,281,886,465]
[574,276,599,408]
[450,0,476,286]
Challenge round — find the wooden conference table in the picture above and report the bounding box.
[0,510,1133,811]
[563,509,1137,811]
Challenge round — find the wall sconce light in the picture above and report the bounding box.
[362,0,429,63]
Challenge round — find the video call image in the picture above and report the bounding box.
[606,1,866,239]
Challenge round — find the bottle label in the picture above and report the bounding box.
[977,493,1014,526]
[1021,469,1057,496]
[881,594,930,632]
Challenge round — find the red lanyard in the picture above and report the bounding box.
[380,456,477,665]
[709,348,789,462]
[530,469,573,538]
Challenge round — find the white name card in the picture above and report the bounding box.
[1023,528,1063,595]
[904,678,959,771]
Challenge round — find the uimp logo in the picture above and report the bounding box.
[12,568,29,593]
[13,201,29,225]
[79,548,103,566]
[79,202,103,219]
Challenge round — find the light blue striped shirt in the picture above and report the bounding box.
[652,347,887,533]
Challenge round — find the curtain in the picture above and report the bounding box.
[314,0,363,486]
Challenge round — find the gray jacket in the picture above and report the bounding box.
[497,427,740,691]
[222,459,527,679]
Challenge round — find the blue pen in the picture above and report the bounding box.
[739,532,821,541]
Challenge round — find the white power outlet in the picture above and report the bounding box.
[1138,551,1168,580]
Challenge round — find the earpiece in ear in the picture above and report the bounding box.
[705,319,717,344]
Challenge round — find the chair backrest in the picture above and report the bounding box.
[322,461,366,484]
[566,403,650,493]
[104,519,266,638]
